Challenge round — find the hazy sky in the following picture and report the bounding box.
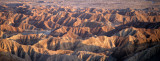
[0,0,160,9]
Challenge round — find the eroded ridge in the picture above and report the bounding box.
[0,2,160,61]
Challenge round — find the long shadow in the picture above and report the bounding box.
[1,39,113,61]
[112,41,160,61]
[104,22,160,37]
[14,35,41,45]
[48,40,109,53]
[1,36,160,61]
[46,40,115,61]
[0,42,50,61]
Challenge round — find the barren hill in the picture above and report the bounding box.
[0,1,160,61]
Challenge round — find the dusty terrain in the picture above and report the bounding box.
[0,0,160,61]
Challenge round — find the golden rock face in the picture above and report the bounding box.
[0,0,160,61]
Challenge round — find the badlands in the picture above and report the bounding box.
[0,0,160,61]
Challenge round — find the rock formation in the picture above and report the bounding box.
[0,1,160,61]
